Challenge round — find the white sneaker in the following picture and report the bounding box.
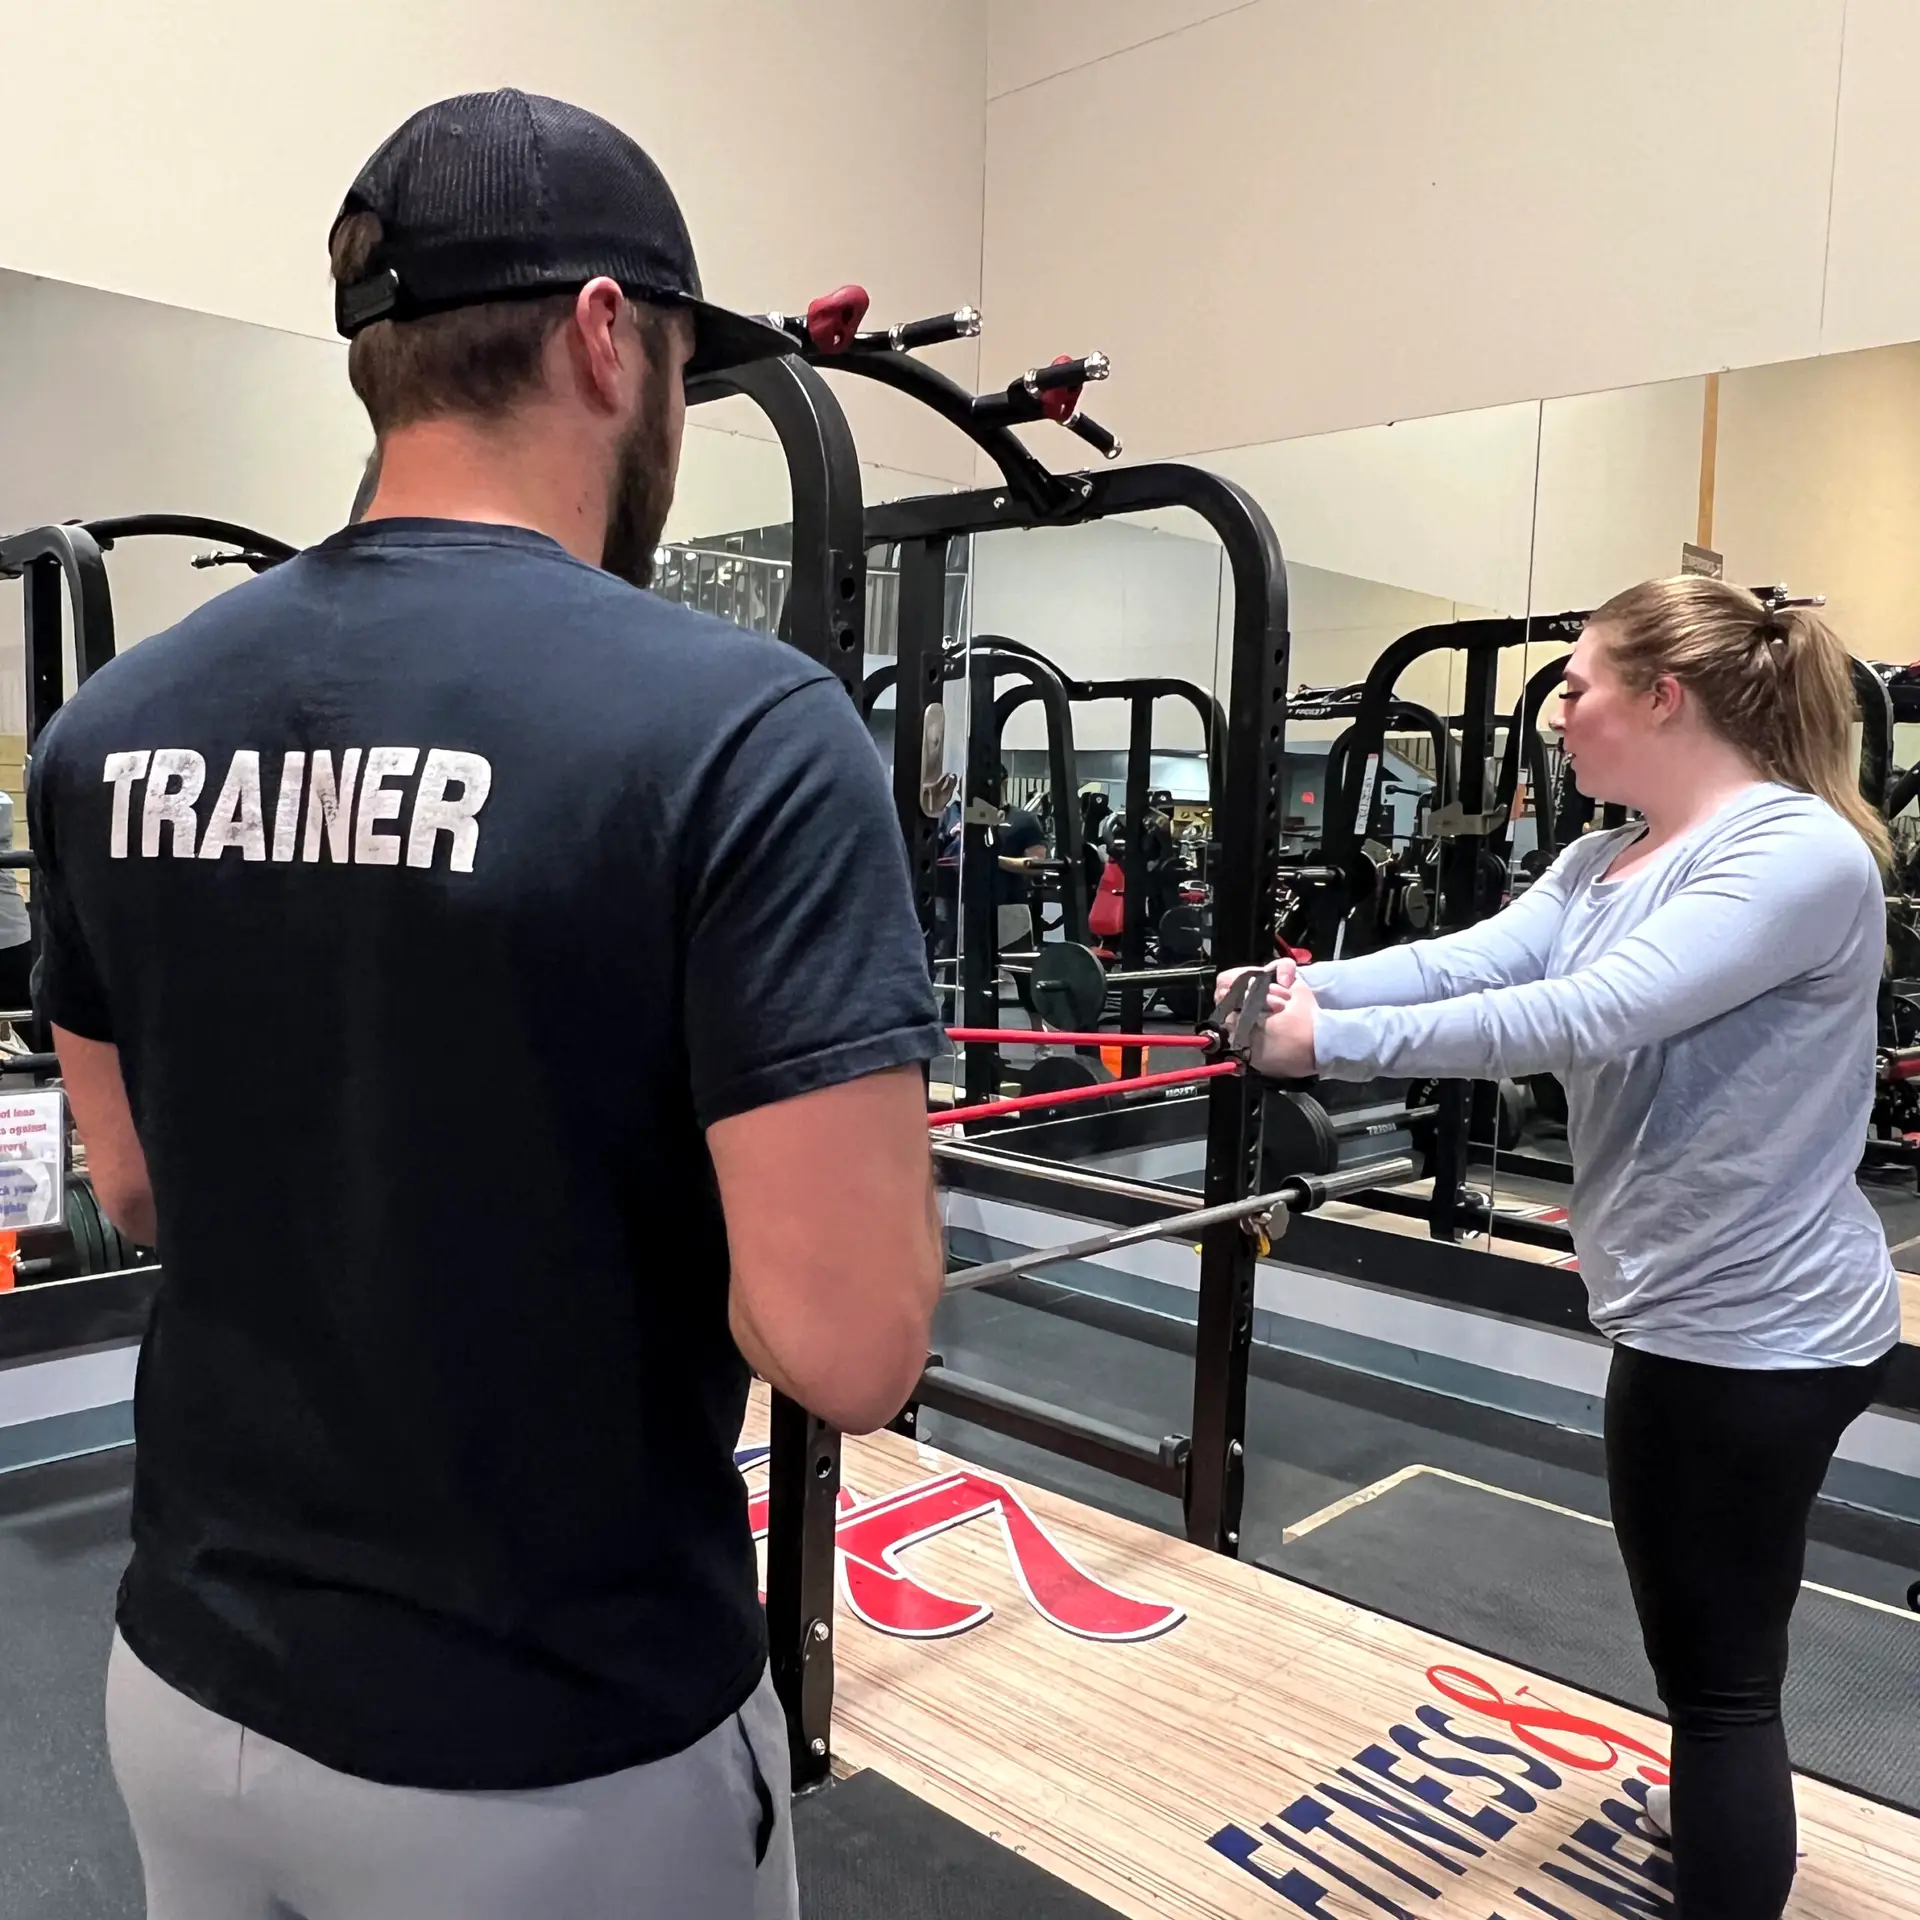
[1646,1785,1672,1840]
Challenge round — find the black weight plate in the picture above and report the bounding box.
[1496,1077,1532,1152]
[1475,849,1510,916]
[1156,905,1206,964]
[98,1206,131,1273]
[1020,1054,1112,1120]
[81,1180,111,1276]
[1022,1056,1109,1097]
[1012,966,1038,1020]
[1260,1089,1341,1182]
[1891,912,1920,983]
[1030,942,1108,1032]
[1529,1073,1568,1126]
[65,1174,102,1276]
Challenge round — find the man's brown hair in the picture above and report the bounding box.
[330,211,673,431]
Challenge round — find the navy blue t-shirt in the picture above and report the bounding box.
[28,519,942,1789]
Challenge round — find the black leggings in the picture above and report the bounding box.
[1605,1342,1891,1920]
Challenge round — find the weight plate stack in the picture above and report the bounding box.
[1260,1088,1342,1184]
[64,1174,104,1277]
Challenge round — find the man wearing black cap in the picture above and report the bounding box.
[31,91,944,1917]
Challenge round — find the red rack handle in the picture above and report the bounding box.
[1037,353,1081,423]
[930,1061,1239,1130]
[806,285,870,353]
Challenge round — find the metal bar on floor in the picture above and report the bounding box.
[931,1139,1202,1210]
[911,1365,1190,1496]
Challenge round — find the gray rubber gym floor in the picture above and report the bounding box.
[920,1279,1920,1814]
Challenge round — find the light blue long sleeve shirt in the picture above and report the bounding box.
[1303,783,1902,1369]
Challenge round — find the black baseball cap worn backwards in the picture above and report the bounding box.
[331,89,793,378]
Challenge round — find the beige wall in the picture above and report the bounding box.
[971,518,1224,753]
[1197,402,1541,615]
[0,0,990,486]
[981,0,1920,464]
[1532,378,1705,614]
[0,274,371,730]
[1521,342,1920,661]
[1716,345,1920,663]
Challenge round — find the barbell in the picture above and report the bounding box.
[945,1153,1417,1296]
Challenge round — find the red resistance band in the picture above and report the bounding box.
[930,1061,1240,1130]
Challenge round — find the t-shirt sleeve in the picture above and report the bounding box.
[683,678,943,1127]
[26,719,114,1041]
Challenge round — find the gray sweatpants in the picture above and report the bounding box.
[105,1632,799,1920]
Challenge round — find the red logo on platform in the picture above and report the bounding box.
[1428,1665,1670,1785]
[738,1447,1184,1644]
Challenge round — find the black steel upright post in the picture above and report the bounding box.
[1119,695,1153,1078]
[23,560,66,749]
[763,1390,841,1791]
[1854,657,1894,816]
[892,538,950,947]
[1186,488,1289,1555]
[687,355,869,1794]
[1429,643,1499,1241]
[961,652,1002,1104]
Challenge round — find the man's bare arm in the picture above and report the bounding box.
[52,1025,156,1246]
[709,1065,941,1434]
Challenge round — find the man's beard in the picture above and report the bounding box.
[600,382,677,589]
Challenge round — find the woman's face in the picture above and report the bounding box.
[1551,624,1663,807]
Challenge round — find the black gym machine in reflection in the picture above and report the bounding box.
[867,625,1228,1097]
[1857,653,1920,1182]
[0,517,299,1284]
[996,652,1224,1065]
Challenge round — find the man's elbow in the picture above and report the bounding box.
[735,1255,941,1436]
[91,1177,155,1251]
[820,1330,935,1437]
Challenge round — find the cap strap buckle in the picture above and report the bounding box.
[336,268,402,336]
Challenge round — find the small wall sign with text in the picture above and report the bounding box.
[0,1090,65,1230]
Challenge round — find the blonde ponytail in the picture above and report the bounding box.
[1590,577,1892,872]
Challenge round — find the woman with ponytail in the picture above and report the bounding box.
[1227,576,1900,1920]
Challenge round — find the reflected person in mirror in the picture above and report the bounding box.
[1222,576,1900,1920]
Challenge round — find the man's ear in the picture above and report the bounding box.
[568,277,631,414]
